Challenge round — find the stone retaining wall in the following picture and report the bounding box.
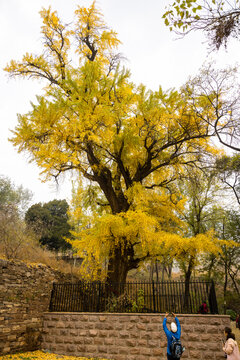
[42,312,230,360]
[0,259,77,355]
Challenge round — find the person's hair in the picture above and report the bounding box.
[224,327,235,340]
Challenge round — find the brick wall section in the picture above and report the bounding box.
[0,258,77,355]
[42,312,230,360]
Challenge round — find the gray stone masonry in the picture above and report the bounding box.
[42,312,230,360]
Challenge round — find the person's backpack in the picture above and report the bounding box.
[170,335,184,359]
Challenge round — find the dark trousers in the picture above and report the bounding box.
[167,354,175,360]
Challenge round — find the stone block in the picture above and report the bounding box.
[109,347,119,354]
[63,336,74,344]
[75,322,84,329]
[193,325,206,333]
[141,331,152,339]
[206,325,219,334]
[87,322,94,329]
[7,334,16,341]
[102,322,114,330]
[185,316,202,324]
[152,348,163,356]
[137,339,147,346]
[139,315,150,323]
[69,329,78,336]
[151,331,162,339]
[208,342,222,351]
[215,352,227,359]
[188,342,208,351]
[148,340,159,347]
[150,315,162,324]
[94,338,104,345]
[126,323,135,330]
[203,351,218,359]
[221,317,231,325]
[98,345,108,353]
[60,329,68,336]
[89,329,98,337]
[2,328,10,333]
[126,339,136,347]
[188,333,200,341]
[129,347,140,355]
[140,347,151,355]
[137,356,152,360]
[146,324,158,331]
[66,344,76,352]
[79,330,88,336]
[118,315,130,322]
[55,321,65,328]
[115,339,128,347]
[99,330,108,337]
[76,344,86,352]
[108,330,121,338]
[83,337,92,345]
[189,350,202,358]
[105,338,115,345]
[113,355,126,360]
[55,336,64,344]
[119,331,129,338]
[209,318,222,325]
[128,356,139,360]
[73,338,83,345]
[201,333,213,341]
[136,323,146,330]
[129,316,139,322]
[114,323,125,330]
[87,315,98,322]
[118,347,130,355]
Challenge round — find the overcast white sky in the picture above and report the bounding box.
[0,0,239,205]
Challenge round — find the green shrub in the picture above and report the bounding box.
[226,309,237,321]
[131,289,145,313]
[105,288,146,313]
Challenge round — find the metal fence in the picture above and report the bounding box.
[49,280,218,314]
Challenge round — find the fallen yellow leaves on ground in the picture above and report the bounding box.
[0,350,109,360]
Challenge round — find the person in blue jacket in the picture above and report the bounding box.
[163,312,181,360]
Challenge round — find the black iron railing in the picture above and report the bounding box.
[49,280,218,314]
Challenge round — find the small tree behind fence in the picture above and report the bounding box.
[49,280,218,314]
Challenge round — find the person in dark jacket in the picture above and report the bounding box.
[198,300,209,314]
[163,312,181,360]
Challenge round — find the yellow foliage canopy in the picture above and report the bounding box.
[5,2,231,282]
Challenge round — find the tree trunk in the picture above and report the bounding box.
[155,260,159,282]
[223,261,228,314]
[228,269,240,295]
[184,255,194,311]
[106,245,129,296]
[106,240,141,295]
[149,260,154,281]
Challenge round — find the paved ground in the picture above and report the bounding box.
[231,321,240,345]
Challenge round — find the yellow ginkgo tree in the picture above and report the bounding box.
[5,2,237,288]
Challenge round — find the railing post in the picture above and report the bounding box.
[152,280,156,313]
[96,281,101,312]
[49,283,55,311]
